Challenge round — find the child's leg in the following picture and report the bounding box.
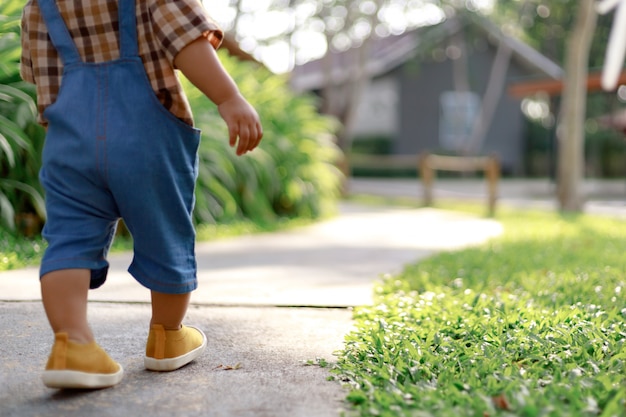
[145,290,206,372]
[150,291,191,329]
[40,269,123,389]
[41,269,93,343]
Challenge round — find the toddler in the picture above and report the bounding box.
[20,0,262,388]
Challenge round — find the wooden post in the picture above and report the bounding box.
[419,152,434,206]
[485,154,500,216]
[338,153,351,197]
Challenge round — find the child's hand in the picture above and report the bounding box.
[218,94,263,156]
[174,37,263,155]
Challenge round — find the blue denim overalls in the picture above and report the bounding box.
[38,0,200,294]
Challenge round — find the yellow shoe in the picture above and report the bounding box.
[144,324,207,372]
[42,333,124,389]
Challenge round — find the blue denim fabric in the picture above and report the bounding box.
[38,0,200,294]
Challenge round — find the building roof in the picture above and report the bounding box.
[290,11,563,92]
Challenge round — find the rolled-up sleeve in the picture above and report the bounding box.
[151,0,223,66]
[20,5,35,84]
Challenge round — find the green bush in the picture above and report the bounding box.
[0,0,46,233]
[585,128,625,178]
[1,0,341,234]
[185,51,342,225]
[351,135,393,156]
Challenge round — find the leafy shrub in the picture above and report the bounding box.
[2,0,340,233]
[185,51,342,225]
[351,135,393,156]
[0,0,46,233]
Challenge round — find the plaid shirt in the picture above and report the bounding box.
[20,0,223,126]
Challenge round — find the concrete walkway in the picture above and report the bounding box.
[0,196,504,417]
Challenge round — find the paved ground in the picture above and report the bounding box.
[0,178,622,416]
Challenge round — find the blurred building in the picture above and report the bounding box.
[290,12,563,175]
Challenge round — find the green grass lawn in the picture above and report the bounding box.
[334,204,626,417]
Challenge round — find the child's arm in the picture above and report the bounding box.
[174,37,263,156]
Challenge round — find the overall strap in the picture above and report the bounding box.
[118,0,139,58]
[37,0,82,65]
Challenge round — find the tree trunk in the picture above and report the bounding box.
[231,0,244,38]
[318,0,384,191]
[451,30,470,93]
[336,0,384,150]
[332,36,373,195]
[335,38,372,154]
[465,39,512,156]
[320,31,336,116]
[557,0,597,211]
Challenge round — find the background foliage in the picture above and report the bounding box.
[491,0,613,68]
[185,51,342,225]
[492,1,626,178]
[0,0,46,233]
[0,0,341,236]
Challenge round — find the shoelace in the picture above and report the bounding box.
[597,0,626,90]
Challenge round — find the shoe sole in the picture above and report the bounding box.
[144,326,207,372]
[42,367,124,389]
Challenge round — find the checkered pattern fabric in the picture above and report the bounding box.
[21,0,223,126]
